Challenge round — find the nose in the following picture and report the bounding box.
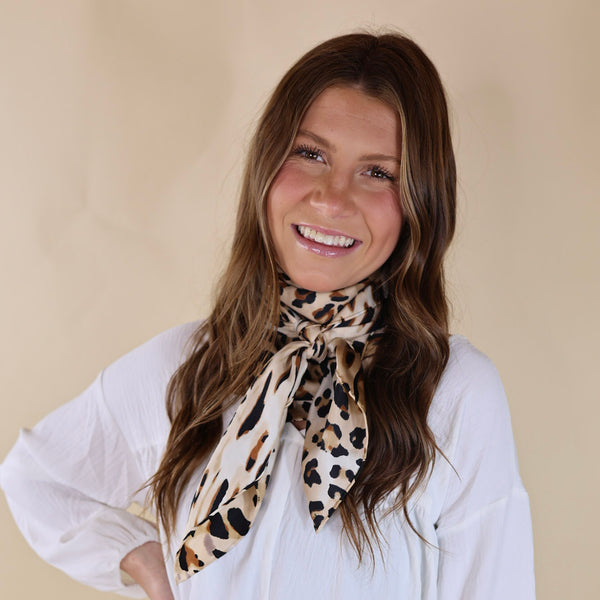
[309,172,355,218]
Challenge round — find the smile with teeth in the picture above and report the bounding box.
[296,225,356,248]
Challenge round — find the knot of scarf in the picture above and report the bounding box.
[174,276,382,583]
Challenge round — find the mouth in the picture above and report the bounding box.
[295,225,357,248]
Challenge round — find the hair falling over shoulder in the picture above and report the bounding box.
[148,31,456,562]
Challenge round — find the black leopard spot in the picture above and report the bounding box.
[331,444,349,457]
[317,398,332,418]
[330,464,341,478]
[330,292,349,302]
[208,479,229,514]
[304,458,322,486]
[237,372,271,437]
[292,289,316,308]
[361,305,375,324]
[328,483,346,501]
[208,513,229,539]
[227,507,251,536]
[328,423,342,439]
[313,302,335,321]
[352,340,365,353]
[333,386,349,420]
[349,427,366,449]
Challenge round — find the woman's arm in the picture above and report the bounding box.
[0,374,161,596]
[0,323,197,597]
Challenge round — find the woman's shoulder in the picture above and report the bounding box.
[98,320,202,446]
[444,334,504,392]
[428,335,512,451]
[439,334,505,403]
[102,320,201,388]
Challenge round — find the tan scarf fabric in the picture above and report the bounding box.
[174,277,382,582]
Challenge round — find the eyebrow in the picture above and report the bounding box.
[296,128,401,165]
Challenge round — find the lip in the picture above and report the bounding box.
[291,223,362,257]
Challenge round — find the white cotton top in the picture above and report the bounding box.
[0,322,535,599]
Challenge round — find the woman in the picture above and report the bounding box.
[0,32,535,599]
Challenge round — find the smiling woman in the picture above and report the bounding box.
[0,32,535,600]
[267,85,403,291]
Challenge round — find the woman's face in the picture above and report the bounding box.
[267,85,402,292]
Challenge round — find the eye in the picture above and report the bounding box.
[292,144,325,163]
[364,165,396,182]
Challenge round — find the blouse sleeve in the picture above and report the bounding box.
[0,322,197,597]
[433,338,536,599]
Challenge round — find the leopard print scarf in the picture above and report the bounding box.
[174,277,382,582]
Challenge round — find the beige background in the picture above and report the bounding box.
[1,1,598,598]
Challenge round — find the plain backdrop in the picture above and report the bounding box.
[1,1,598,598]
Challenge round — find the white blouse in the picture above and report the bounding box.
[0,322,535,599]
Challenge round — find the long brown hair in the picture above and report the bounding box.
[149,31,456,561]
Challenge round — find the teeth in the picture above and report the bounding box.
[297,225,355,247]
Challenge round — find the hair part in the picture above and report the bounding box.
[148,31,456,562]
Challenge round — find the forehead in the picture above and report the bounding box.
[299,85,399,148]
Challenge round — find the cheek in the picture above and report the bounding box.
[266,174,288,231]
[265,192,282,254]
[266,173,297,259]
[388,203,403,243]
[368,193,403,251]
[266,169,288,225]
[270,162,314,203]
[267,166,312,231]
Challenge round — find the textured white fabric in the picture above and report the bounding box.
[0,322,535,599]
